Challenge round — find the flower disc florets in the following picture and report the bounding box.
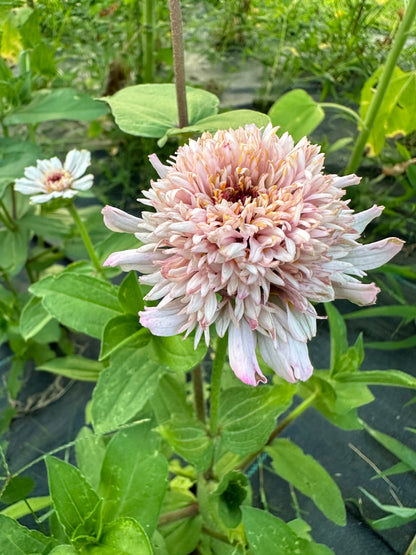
[103,124,403,386]
[15,149,94,204]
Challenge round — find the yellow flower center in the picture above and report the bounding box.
[44,169,73,192]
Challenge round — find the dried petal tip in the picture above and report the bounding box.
[103,124,404,386]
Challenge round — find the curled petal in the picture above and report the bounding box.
[228,320,267,386]
[102,205,142,233]
[149,153,170,178]
[103,249,163,272]
[332,275,380,305]
[65,149,91,179]
[351,205,383,235]
[342,237,404,271]
[139,305,188,336]
[72,174,94,191]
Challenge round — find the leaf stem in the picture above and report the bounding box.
[237,391,319,472]
[319,102,362,124]
[209,334,228,437]
[0,198,17,231]
[168,0,189,128]
[67,202,102,275]
[192,364,206,423]
[158,502,199,526]
[345,0,416,174]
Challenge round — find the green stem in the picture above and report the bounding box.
[319,102,362,124]
[0,198,17,231]
[209,334,228,437]
[345,0,416,175]
[192,364,206,423]
[67,202,102,275]
[237,391,319,472]
[142,0,156,82]
[168,0,189,128]
[158,503,199,526]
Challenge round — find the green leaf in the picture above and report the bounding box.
[360,67,416,156]
[0,476,34,504]
[220,383,295,456]
[30,272,122,338]
[213,471,248,529]
[0,514,57,554]
[242,507,334,555]
[46,456,103,543]
[365,336,416,350]
[362,422,416,472]
[76,427,107,491]
[91,346,167,434]
[325,303,348,375]
[0,226,30,276]
[150,373,192,424]
[150,334,208,372]
[266,439,346,526]
[31,41,56,77]
[360,488,416,529]
[0,496,51,519]
[99,422,168,536]
[20,295,53,340]
[19,209,73,240]
[118,271,144,314]
[336,369,416,389]
[37,355,103,382]
[268,89,325,142]
[0,138,41,197]
[99,315,145,361]
[159,416,213,472]
[344,305,416,319]
[102,84,219,138]
[165,109,271,137]
[4,88,109,125]
[83,518,153,555]
[50,546,77,555]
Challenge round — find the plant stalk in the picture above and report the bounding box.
[158,502,199,526]
[0,198,17,231]
[209,334,228,437]
[237,391,319,472]
[168,0,189,128]
[142,0,155,82]
[345,0,416,174]
[67,202,102,275]
[192,364,206,423]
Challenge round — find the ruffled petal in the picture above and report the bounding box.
[149,153,170,178]
[103,249,164,273]
[102,205,142,233]
[332,275,380,305]
[64,149,91,179]
[139,305,187,336]
[228,320,267,386]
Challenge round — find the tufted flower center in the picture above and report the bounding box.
[44,169,73,192]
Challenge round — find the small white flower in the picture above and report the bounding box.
[15,149,94,204]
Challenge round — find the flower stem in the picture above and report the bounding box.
[142,0,155,82]
[158,502,199,526]
[67,202,102,275]
[209,334,228,437]
[168,0,189,128]
[192,364,206,423]
[319,102,362,124]
[0,198,17,231]
[237,391,319,472]
[345,0,416,175]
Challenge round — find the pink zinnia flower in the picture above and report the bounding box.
[103,125,403,386]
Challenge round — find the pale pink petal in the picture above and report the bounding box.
[139,306,187,336]
[351,205,383,235]
[342,237,404,271]
[332,276,380,305]
[149,153,170,178]
[103,249,162,273]
[258,336,296,383]
[228,320,267,386]
[102,205,142,233]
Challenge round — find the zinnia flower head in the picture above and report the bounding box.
[15,149,93,204]
[103,124,403,386]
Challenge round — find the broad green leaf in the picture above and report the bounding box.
[76,427,107,491]
[150,334,208,372]
[30,272,122,338]
[0,226,30,276]
[267,439,346,526]
[360,67,416,155]
[213,471,248,529]
[50,546,77,554]
[91,346,167,434]
[344,305,416,319]
[242,507,334,555]
[0,476,34,504]
[336,369,416,389]
[19,209,73,240]
[4,88,109,125]
[0,514,56,554]
[94,232,140,266]
[83,518,153,555]
[118,271,144,314]
[0,138,41,197]
[0,496,51,519]
[362,422,416,472]
[99,315,146,361]
[20,295,53,340]
[165,109,271,137]
[220,383,295,456]
[268,89,325,142]
[325,303,348,375]
[99,423,168,536]
[46,456,103,543]
[150,373,192,424]
[31,41,56,77]
[159,416,213,472]
[37,355,103,382]
[102,84,219,138]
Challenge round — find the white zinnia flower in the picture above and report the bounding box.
[15,149,93,204]
[102,125,403,386]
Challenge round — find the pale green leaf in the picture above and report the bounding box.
[83,518,153,555]
[20,295,53,340]
[336,369,416,389]
[0,514,56,554]
[76,427,106,491]
[37,355,103,382]
[99,315,146,361]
